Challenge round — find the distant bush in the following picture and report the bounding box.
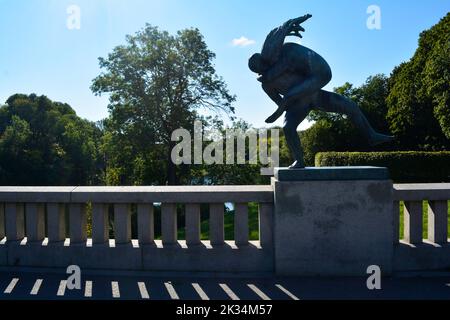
[315,151,450,183]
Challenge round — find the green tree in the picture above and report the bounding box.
[301,14,450,163]
[92,25,235,185]
[300,74,391,165]
[0,94,102,185]
[387,13,450,150]
[355,74,390,133]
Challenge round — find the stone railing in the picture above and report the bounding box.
[0,179,449,275]
[0,186,274,273]
[393,183,450,271]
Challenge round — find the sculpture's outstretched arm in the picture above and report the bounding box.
[260,14,312,65]
[262,83,286,124]
[262,83,283,106]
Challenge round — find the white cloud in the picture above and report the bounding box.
[231,36,256,47]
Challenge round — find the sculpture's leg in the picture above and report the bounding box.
[284,75,329,106]
[283,104,311,169]
[315,90,394,145]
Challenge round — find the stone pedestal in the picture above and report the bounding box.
[273,167,394,276]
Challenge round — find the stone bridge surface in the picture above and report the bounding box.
[0,268,449,300]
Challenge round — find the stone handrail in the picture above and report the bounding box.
[0,186,274,245]
[0,186,274,203]
[0,186,274,273]
[392,183,450,272]
[0,182,449,275]
[393,184,449,245]
[393,183,450,201]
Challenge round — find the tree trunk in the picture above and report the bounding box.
[166,144,177,185]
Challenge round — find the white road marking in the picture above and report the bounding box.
[111,281,120,298]
[219,283,240,300]
[4,278,19,294]
[192,283,209,300]
[57,280,67,296]
[275,284,300,300]
[164,282,179,300]
[30,279,43,295]
[138,282,150,299]
[247,284,271,300]
[84,281,92,298]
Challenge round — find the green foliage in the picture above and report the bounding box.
[315,151,450,183]
[2,15,448,187]
[0,94,103,186]
[398,200,450,239]
[185,118,278,185]
[386,13,450,149]
[174,202,260,241]
[91,24,235,185]
[300,75,390,166]
[303,14,449,163]
[355,75,391,133]
[301,119,360,166]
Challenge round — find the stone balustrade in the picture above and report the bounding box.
[0,181,449,275]
[393,183,450,271]
[0,186,274,273]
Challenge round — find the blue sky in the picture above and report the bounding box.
[0,0,449,129]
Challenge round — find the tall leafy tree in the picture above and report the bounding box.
[387,13,450,150]
[356,74,390,133]
[0,94,102,185]
[92,25,235,185]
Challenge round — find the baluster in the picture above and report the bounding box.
[26,203,45,242]
[185,203,201,246]
[428,200,448,244]
[210,203,224,246]
[114,204,131,244]
[235,203,249,246]
[137,204,154,245]
[404,201,423,244]
[69,203,87,244]
[393,201,400,244]
[92,203,109,244]
[5,203,25,241]
[259,203,274,247]
[161,203,177,245]
[47,203,66,243]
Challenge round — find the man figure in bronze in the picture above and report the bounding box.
[249,15,393,168]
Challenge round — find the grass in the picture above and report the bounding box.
[398,200,450,239]
[84,200,449,242]
[175,200,450,242]
[176,202,260,241]
[176,200,450,242]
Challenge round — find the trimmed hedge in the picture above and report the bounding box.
[315,151,450,183]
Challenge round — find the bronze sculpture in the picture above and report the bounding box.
[249,15,394,169]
